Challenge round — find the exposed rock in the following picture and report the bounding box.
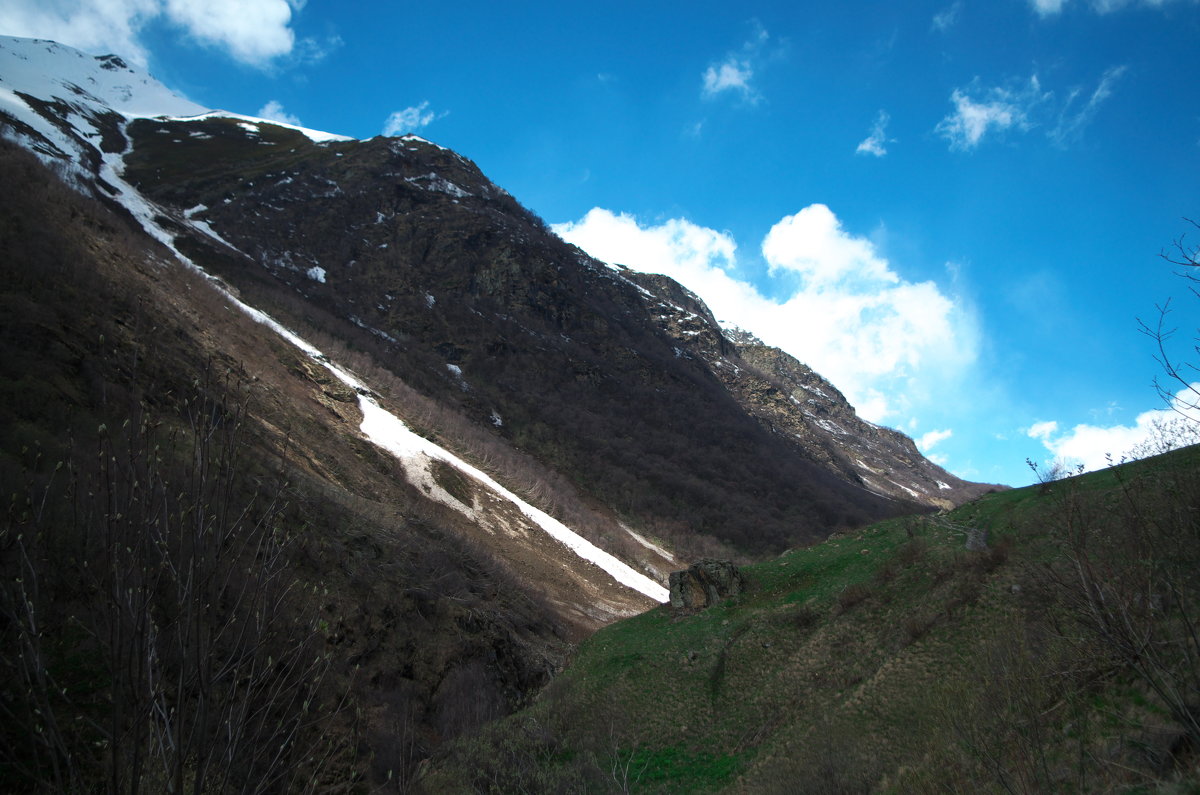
[669,559,745,611]
[631,277,1005,512]
[964,526,989,551]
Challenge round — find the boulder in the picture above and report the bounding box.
[668,559,745,611]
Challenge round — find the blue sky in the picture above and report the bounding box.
[4,0,1199,486]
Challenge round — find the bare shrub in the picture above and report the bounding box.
[1041,461,1200,754]
[789,602,822,631]
[0,387,344,792]
[943,624,1065,794]
[758,714,885,794]
[894,536,928,566]
[900,612,938,646]
[836,582,873,614]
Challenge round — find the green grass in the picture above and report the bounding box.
[430,444,1200,792]
[626,746,747,791]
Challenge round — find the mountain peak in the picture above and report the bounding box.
[0,35,206,118]
[0,35,350,152]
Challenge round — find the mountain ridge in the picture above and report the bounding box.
[0,35,1002,789]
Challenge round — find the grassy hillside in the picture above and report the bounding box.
[430,444,1200,792]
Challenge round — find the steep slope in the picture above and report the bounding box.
[627,272,997,509]
[0,140,579,789]
[0,36,987,563]
[0,36,667,617]
[113,116,920,555]
[0,35,1002,788]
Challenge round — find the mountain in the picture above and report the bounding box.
[0,36,998,790]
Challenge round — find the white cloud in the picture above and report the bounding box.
[701,24,769,103]
[0,0,159,65]
[855,110,893,157]
[762,204,897,287]
[918,428,954,451]
[932,2,963,30]
[1030,0,1069,15]
[939,68,1125,151]
[1050,65,1126,146]
[936,76,1050,150]
[163,0,296,64]
[553,205,978,423]
[0,0,304,67]
[257,99,301,126]
[382,102,439,136]
[1032,0,1196,14]
[702,60,754,99]
[1027,385,1200,471]
[1027,420,1059,440]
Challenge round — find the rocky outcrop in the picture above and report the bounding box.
[629,278,1003,511]
[669,560,745,611]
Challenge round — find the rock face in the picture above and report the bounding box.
[628,287,1002,511]
[114,116,929,555]
[669,560,746,610]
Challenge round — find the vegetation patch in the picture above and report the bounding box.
[431,457,476,506]
[431,445,1200,792]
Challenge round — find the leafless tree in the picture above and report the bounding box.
[1,386,344,793]
[1141,218,1200,419]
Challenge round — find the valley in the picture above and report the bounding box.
[2,35,1195,793]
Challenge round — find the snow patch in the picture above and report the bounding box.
[889,480,923,499]
[307,266,326,283]
[163,110,352,144]
[406,172,472,198]
[0,36,206,119]
[623,525,676,562]
[446,363,469,391]
[394,133,449,151]
[813,417,848,436]
[348,316,398,344]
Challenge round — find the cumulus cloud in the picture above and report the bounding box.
[257,100,301,126]
[936,76,1049,150]
[702,60,755,99]
[0,0,306,67]
[163,0,296,64]
[701,23,770,103]
[553,205,978,423]
[762,205,897,287]
[1027,385,1200,471]
[382,102,440,136]
[855,110,893,157]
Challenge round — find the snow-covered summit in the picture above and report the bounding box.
[0,36,350,144]
[0,36,206,119]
